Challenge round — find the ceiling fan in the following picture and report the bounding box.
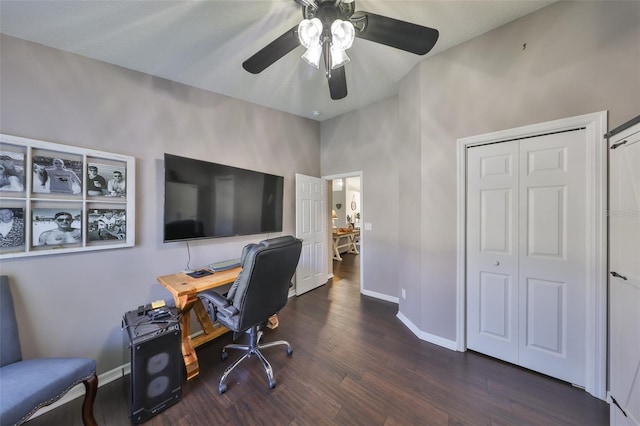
[242,0,439,100]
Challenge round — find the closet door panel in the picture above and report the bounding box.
[466,142,519,363]
[518,130,587,386]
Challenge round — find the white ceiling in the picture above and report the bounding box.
[0,0,554,121]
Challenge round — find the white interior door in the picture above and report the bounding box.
[295,173,328,295]
[517,131,586,385]
[466,141,519,364]
[467,128,588,387]
[609,122,640,426]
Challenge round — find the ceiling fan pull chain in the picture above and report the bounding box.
[323,42,332,78]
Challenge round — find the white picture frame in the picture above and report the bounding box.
[0,133,135,258]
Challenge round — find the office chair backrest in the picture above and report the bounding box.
[0,275,23,367]
[229,236,302,333]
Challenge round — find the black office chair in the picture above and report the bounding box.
[198,235,302,394]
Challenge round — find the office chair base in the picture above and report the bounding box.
[218,326,292,394]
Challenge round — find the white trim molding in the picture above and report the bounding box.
[456,111,608,400]
[363,288,398,304]
[397,312,458,351]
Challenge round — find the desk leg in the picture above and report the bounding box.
[176,295,200,380]
[175,295,230,380]
[191,299,229,348]
[347,235,359,254]
[332,237,343,261]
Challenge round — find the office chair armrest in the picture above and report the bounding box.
[218,305,239,317]
[199,290,239,318]
[200,290,229,307]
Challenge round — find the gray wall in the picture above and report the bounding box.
[321,97,401,298]
[0,35,320,373]
[321,1,640,342]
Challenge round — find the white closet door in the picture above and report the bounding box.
[467,129,587,387]
[517,130,586,386]
[466,141,519,364]
[609,123,640,426]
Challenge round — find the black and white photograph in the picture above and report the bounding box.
[87,162,124,197]
[88,208,126,241]
[87,162,113,196]
[32,156,82,195]
[32,208,82,247]
[0,151,25,192]
[105,167,126,198]
[0,207,25,249]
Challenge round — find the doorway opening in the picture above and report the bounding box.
[324,172,363,295]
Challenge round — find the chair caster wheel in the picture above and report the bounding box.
[218,383,227,394]
[286,347,293,356]
[269,380,276,389]
[221,351,228,361]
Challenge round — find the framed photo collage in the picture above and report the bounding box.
[0,133,135,259]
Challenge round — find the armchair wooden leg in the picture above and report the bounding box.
[81,373,98,426]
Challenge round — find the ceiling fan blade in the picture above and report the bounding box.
[242,25,301,74]
[351,11,439,55]
[328,66,347,100]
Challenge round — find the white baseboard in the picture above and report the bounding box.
[396,311,458,351]
[362,288,399,304]
[362,290,457,352]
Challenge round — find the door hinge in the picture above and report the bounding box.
[611,396,628,417]
[610,271,628,280]
[611,140,628,149]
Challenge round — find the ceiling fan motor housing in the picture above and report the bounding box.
[303,1,356,24]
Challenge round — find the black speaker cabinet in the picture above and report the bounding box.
[123,308,182,424]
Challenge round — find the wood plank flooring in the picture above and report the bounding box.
[27,254,609,425]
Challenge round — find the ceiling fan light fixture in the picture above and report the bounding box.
[302,44,322,69]
[298,18,322,49]
[330,45,350,69]
[330,19,355,50]
[243,0,439,101]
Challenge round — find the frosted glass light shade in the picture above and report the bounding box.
[330,19,354,50]
[298,18,322,49]
[302,44,322,68]
[330,45,350,69]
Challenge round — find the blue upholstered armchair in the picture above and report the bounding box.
[0,276,98,425]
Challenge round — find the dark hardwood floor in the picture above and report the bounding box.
[27,254,609,425]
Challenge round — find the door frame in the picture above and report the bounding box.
[456,111,608,399]
[323,171,364,294]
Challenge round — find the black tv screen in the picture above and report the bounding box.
[163,154,284,242]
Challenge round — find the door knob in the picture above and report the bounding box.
[493,260,500,266]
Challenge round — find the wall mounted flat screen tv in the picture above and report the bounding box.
[163,154,284,242]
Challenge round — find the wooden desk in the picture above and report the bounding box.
[332,229,360,261]
[157,267,241,380]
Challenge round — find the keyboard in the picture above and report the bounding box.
[208,258,241,272]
